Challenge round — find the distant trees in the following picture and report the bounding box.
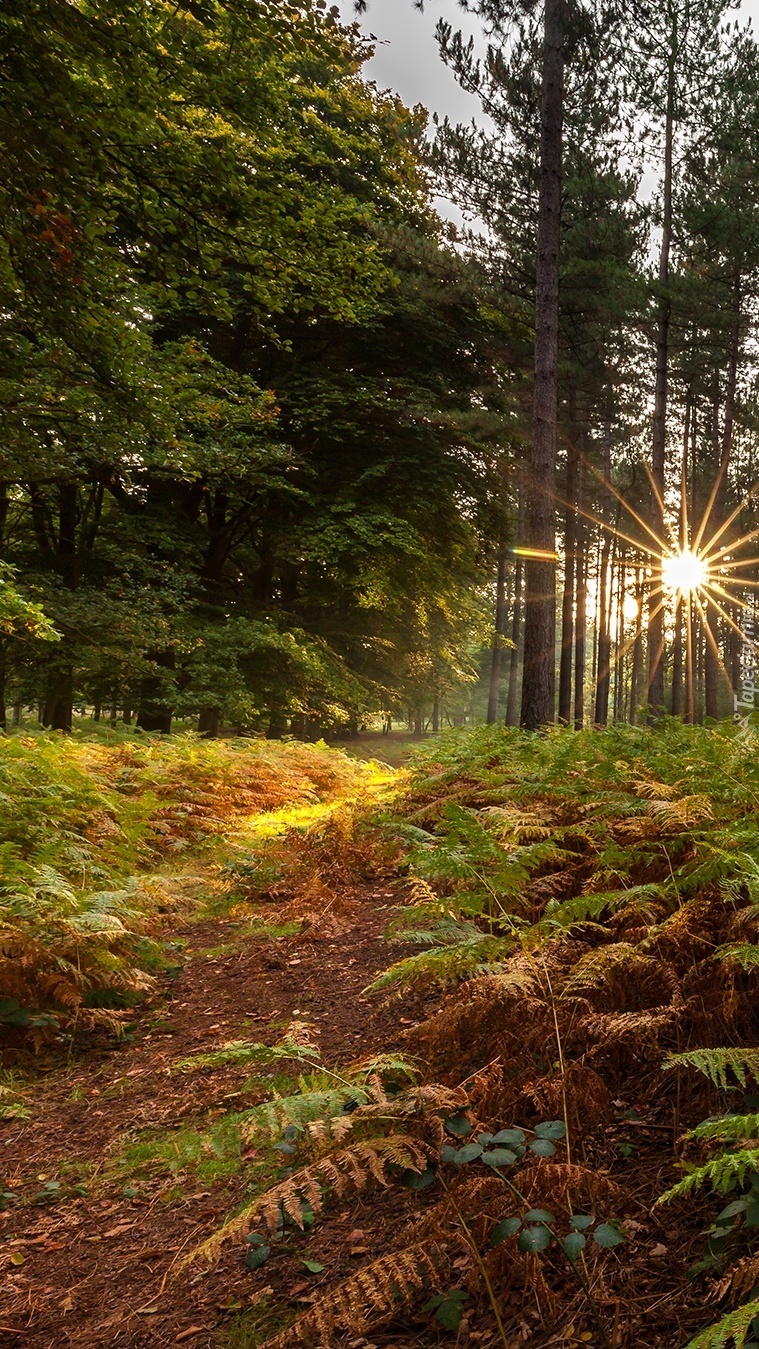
[436,1,759,728]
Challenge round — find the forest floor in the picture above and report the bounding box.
[4,723,758,1349]
[0,873,438,1347]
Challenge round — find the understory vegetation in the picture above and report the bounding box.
[8,724,759,1346]
[0,732,368,1044]
[179,721,759,1348]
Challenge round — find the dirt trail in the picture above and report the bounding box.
[0,886,427,1348]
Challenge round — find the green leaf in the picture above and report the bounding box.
[481,1148,517,1167]
[533,1120,566,1140]
[517,1225,552,1253]
[492,1128,525,1145]
[401,1166,437,1189]
[569,1215,594,1231]
[445,1115,473,1137]
[563,1232,586,1261]
[246,1232,268,1248]
[244,1244,271,1270]
[301,1260,324,1273]
[529,1138,556,1157]
[424,1291,468,1331]
[593,1222,625,1249]
[524,1208,555,1224]
[452,1142,483,1164]
[491,1217,522,1245]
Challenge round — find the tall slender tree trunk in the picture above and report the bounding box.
[574,458,586,730]
[487,547,508,723]
[520,0,563,730]
[506,475,525,728]
[613,554,626,722]
[647,35,676,716]
[594,406,614,726]
[630,567,645,722]
[558,441,577,725]
[705,277,741,719]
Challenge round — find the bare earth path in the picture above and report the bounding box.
[0,885,429,1348]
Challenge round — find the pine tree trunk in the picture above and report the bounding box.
[520,0,563,730]
[647,39,676,716]
[487,548,507,723]
[558,443,577,725]
[506,477,524,728]
[574,459,586,730]
[629,569,645,723]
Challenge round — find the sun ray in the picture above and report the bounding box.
[642,460,680,554]
[697,477,759,561]
[579,452,673,558]
[697,588,759,656]
[692,590,736,700]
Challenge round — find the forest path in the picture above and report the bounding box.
[0,881,424,1348]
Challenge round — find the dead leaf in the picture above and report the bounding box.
[9,1252,25,1266]
[102,1222,136,1238]
[349,1246,369,1256]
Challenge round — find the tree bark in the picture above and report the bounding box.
[486,547,507,723]
[573,457,586,730]
[198,708,221,738]
[520,0,563,729]
[647,31,676,717]
[558,441,577,725]
[506,476,525,728]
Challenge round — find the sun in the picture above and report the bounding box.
[661,548,709,597]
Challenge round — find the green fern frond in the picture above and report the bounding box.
[689,1114,759,1144]
[663,1049,759,1090]
[657,1149,759,1204]
[364,935,511,994]
[241,1085,370,1141]
[684,1299,759,1348]
[717,945,759,970]
[172,1036,320,1076]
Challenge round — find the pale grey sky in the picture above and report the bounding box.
[336,0,485,126]
[339,0,759,127]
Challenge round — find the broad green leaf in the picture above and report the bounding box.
[563,1232,586,1261]
[245,1244,271,1270]
[492,1128,525,1145]
[517,1225,552,1253]
[534,1120,566,1140]
[481,1148,517,1167]
[529,1138,556,1157]
[593,1223,625,1249]
[491,1217,522,1244]
[452,1142,483,1164]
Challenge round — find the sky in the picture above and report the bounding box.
[336,0,485,128]
[337,0,759,126]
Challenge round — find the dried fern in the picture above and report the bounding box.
[262,1241,447,1346]
[188,1134,432,1264]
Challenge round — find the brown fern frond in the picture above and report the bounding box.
[518,1159,625,1214]
[185,1134,432,1267]
[262,1241,447,1346]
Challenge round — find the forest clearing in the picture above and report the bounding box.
[4,725,759,1348]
